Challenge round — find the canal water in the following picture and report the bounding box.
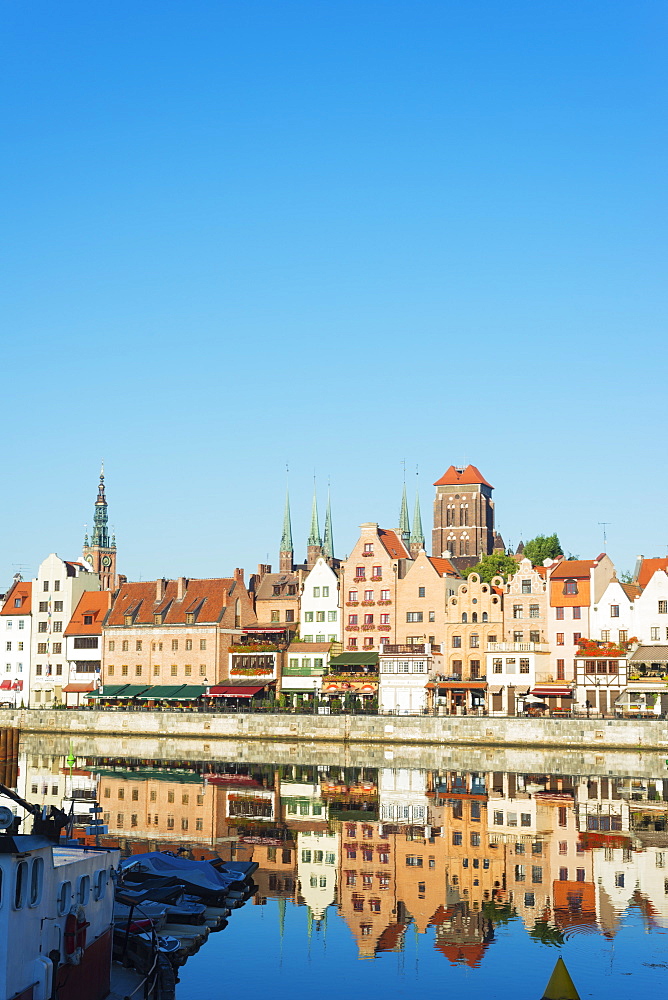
[15,739,668,999]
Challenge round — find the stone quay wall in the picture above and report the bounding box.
[1,708,667,752]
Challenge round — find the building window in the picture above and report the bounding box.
[364,614,374,625]
[556,659,565,679]
[348,615,358,625]
[53,581,60,592]
[355,567,365,580]
[135,665,142,676]
[122,640,129,651]
[657,600,668,614]
[121,666,128,676]
[529,605,539,618]
[556,634,564,645]
[556,607,564,620]
[37,644,47,655]
[328,611,337,621]
[38,602,48,613]
[52,643,61,654]
[322,586,329,597]
[286,610,295,623]
[601,630,611,642]
[493,658,502,673]
[513,605,523,619]
[380,614,390,625]
[618,630,628,643]
[513,631,523,643]
[520,658,530,674]
[530,630,540,643]
[313,587,320,598]
[136,640,142,651]
[43,581,49,592]
[170,665,177,676]
[380,589,390,600]
[418,587,426,598]
[452,635,461,648]
[470,634,479,648]
[650,627,660,641]
[521,579,531,594]
[406,612,423,623]
[38,622,47,634]
[200,639,207,650]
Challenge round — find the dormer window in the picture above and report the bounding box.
[563,580,578,595]
[154,613,162,625]
[287,586,296,596]
[124,614,133,627]
[83,615,93,625]
[273,586,281,596]
[14,598,21,607]
[185,613,195,625]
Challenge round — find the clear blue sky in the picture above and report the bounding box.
[1,1,666,585]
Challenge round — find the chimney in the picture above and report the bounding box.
[234,568,244,583]
[177,577,188,600]
[257,564,271,579]
[156,578,167,602]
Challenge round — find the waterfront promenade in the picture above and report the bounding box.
[2,707,667,751]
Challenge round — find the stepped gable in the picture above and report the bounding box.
[433,464,492,489]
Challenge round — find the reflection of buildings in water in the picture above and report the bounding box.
[594,845,668,932]
[281,780,329,827]
[337,818,396,958]
[378,767,428,826]
[432,903,494,967]
[19,751,68,817]
[297,829,339,920]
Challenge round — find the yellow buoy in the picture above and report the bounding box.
[541,956,581,1000]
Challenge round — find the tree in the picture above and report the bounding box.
[464,552,519,583]
[523,534,563,567]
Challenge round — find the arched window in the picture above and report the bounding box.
[235,598,241,629]
[482,612,488,623]
[472,612,478,623]
[461,612,467,623]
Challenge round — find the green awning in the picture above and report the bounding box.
[175,686,207,699]
[135,685,187,699]
[116,685,151,698]
[329,652,378,667]
[89,684,131,698]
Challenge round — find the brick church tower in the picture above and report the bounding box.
[432,465,495,564]
[82,465,118,590]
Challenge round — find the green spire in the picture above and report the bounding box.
[410,490,424,549]
[280,488,293,554]
[308,485,321,548]
[398,481,410,544]
[323,490,334,559]
[90,463,109,548]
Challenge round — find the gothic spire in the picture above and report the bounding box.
[280,487,293,555]
[398,480,411,545]
[90,463,109,548]
[410,491,424,550]
[323,489,334,559]
[308,484,321,548]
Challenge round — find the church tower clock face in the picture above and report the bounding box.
[102,555,112,567]
[84,553,94,564]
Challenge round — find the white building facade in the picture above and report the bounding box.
[378,643,443,714]
[30,553,99,706]
[0,579,32,706]
[300,558,341,643]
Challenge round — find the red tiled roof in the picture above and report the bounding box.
[106,578,256,629]
[0,581,32,615]
[435,942,488,968]
[64,591,112,636]
[428,557,459,577]
[549,558,598,580]
[378,528,410,560]
[619,582,642,601]
[433,464,492,489]
[637,557,668,589]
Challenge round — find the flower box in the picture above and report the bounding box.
[378,625,391,631]
[361,625,375,631]
[361,552,374,557]
[377,600,392,606]
[353,576,365,582]
[371,576,382,581]
[361,600,375,606]
[345,625,360,631]
[346,601,359,607]
[231,666,274,676]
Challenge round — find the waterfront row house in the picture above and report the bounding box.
[31,553,101,706]
[63,590,112,706]
[0,578,32,706]
[100,573,258,701]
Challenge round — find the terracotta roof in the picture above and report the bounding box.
[378,528,410,560]
[549,558,597,580]
[287,642,333,653]
[619,582,642,602]
[427,557,460,577]
[435,942,488,968]
[106,578,255,629]
[0,581,32,615]
[433,464,492,489]
[629,645,668,662]
[64,591,112,636]
[637,557,668,589]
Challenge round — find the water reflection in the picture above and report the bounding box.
[13,747,668,969]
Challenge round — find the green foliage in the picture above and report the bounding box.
[482,900,516,925]
[523,534,563,567]
[464,551,519,583]
[620,569,634,584]
[529,919,565,947]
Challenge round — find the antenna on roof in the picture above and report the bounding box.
[598,522,610,549]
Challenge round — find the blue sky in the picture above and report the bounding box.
[1,1,666,585]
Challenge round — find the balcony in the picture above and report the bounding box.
[382,644,428,654]
[487,642,549,653]
[283,664,326,677]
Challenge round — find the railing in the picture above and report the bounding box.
[382,644,427,654]
[487,642,549,652]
